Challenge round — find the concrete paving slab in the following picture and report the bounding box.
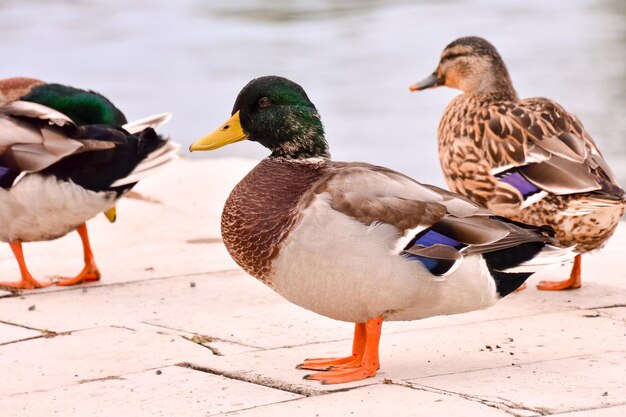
[0,225,236,291]
[0,326,213,396]
[180,309,625,394]
[598,307,626,322]
[226,384,512,417]
[1,263,623,361]
[0,322,40,345]
[1,365,300,417]
[549,404,626,416]
[0,159,624,415]
[407,351,626,415]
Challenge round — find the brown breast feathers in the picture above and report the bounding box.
[221,158,328,283]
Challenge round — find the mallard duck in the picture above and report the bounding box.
[410,36,625,291]
[0,77,178,289]
[189,76,575,384]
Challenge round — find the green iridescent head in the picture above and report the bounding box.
[190,76,329,159]
[23,83,127,126]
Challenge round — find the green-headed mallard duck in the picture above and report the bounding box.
[0,77,178,289]
[410,36,625,291]
[189,76,574,384]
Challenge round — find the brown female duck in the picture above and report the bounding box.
[410,36,625,290]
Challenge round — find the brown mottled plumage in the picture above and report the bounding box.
[411,36,625,290]
[0,77,44,104]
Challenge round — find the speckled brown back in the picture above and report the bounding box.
[0,77,44,104]
[221,158,329,283]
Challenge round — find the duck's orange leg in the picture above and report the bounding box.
[303,316,382,385]
[57,224,101,286]
[297,323,367,371]
[537,254,581,291]
[0,241,52,290]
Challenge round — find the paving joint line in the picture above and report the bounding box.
[181,335,224,356]
[385,379,548,417]
[0,268,240,298]
[142,321,262,350]
[177,362,361,398]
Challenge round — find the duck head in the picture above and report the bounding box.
[190,76,329,159]
[410,36,517,98]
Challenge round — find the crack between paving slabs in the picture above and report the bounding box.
[176,362,366,398]
[0,320,70,346]
[181,335,224,356]
[0,323,141,347]
[0,268,241,298]
[383,379,549,417]
[142,321,263,350]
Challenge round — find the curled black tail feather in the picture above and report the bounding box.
[41,125,167,193]
[136,128,168,159]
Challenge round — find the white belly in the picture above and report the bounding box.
[0,174,117,242]
[269,197,500,323]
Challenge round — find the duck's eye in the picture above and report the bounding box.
[258,97,271,108]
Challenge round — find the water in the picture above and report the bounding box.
[1,0,624,187]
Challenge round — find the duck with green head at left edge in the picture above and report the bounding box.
[190,76,575,385]
[0,77,178,290]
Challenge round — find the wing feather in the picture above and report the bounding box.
[482,98,623,199]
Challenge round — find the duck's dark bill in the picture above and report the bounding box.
[189,111,248,151]
[409,73,442,91]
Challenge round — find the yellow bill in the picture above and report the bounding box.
[103,206,116,223]
[189,111,248,152]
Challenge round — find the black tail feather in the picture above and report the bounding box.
[483,242,545,297]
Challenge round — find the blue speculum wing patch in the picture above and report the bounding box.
[405,229,466,275]
[0,166,19,189]
[497,171,540,198]
[412,229,464,249]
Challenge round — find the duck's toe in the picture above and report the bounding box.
[297,354,361,371]
[303,366,377,385]
[0,277,52,290]
[537,254,581,291]
[56,263,101,286]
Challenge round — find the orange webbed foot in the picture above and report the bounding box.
[537,254,581,291]
[56,262,101,286]
[2,241,53,290]
[515,283,527,292]
[536,278,581,291]
[299,317,382,385]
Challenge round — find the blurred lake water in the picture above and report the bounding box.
[1,0,624,186]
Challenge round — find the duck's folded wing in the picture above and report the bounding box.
[483,98,623,200]
[326,162,486,232]
[0,101,117,174]
[324,162,555,275]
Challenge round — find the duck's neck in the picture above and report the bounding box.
[268,112,330,160]
[464,69,519,101]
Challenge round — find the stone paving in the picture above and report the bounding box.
[1,158,625,416]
